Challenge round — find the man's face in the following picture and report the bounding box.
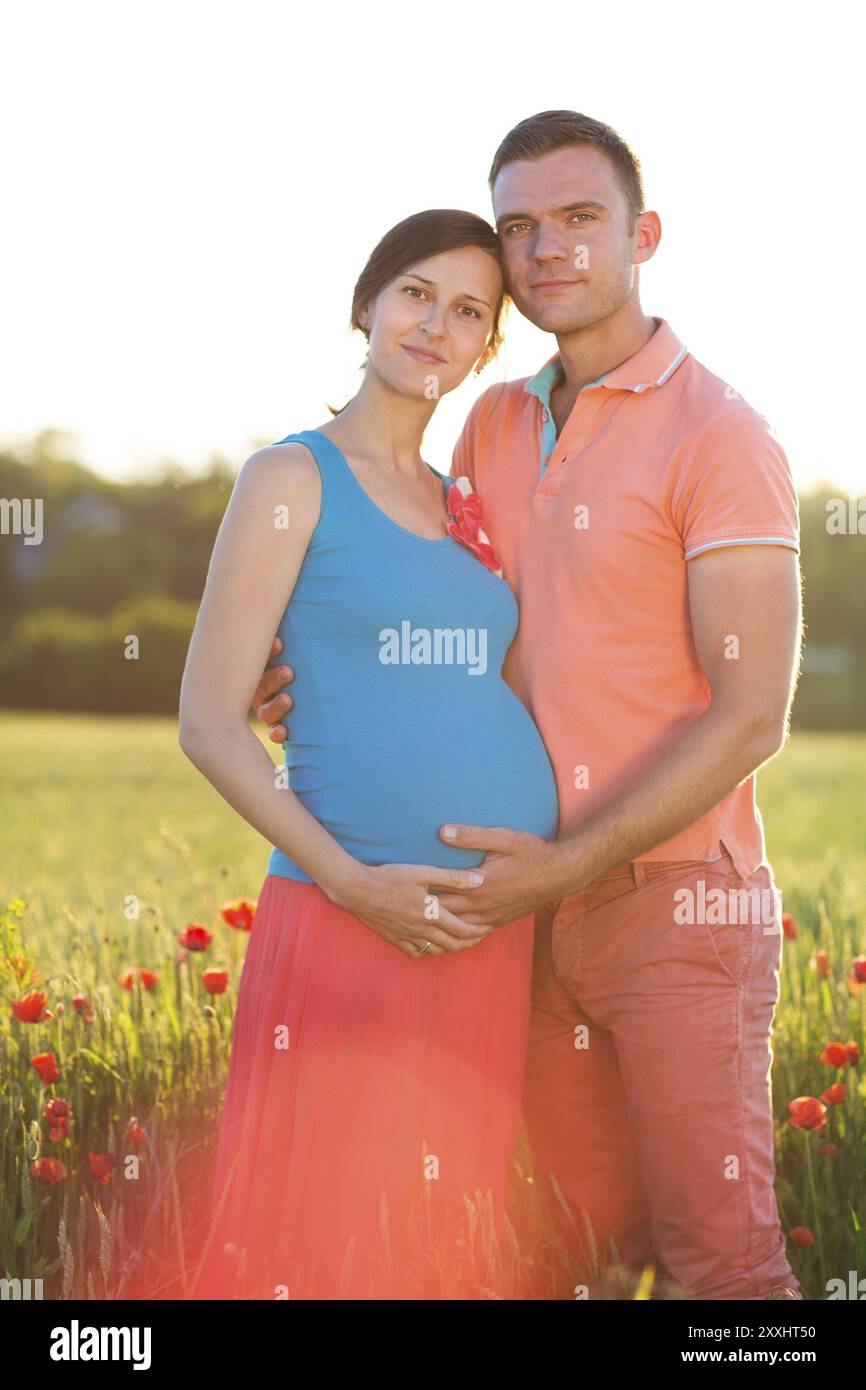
[492,145,648,335]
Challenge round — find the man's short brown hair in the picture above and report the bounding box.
[488,110,645,230]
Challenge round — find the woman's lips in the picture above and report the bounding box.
[402,344,445,363]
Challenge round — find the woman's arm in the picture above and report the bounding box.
[178,444,489,957]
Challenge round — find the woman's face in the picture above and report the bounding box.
[362,247,502,400]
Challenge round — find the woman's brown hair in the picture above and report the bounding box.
[329,208,509,415]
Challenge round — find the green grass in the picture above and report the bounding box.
[1,716,864,1299]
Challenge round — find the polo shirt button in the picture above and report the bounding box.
[541,409,548,421]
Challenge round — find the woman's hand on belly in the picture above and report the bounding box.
[329,861,495,960]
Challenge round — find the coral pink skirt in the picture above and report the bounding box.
[195,875,534,1299]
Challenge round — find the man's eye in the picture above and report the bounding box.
[504,223,530,235]
[571,213,594,223]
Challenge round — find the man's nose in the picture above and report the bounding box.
[531,223,570,263]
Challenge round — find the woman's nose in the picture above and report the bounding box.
[419,307,446,337]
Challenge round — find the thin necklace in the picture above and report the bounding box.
[331,416,450,536]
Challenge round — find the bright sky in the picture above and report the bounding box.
[2,0,862,495]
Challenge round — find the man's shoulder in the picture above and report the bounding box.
[669,353,795,507]
[462,375,534,436]
[679,351,778,440]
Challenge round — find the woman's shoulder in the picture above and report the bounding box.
[237,438,323,497]
[246,436,321,477]
[232,440,323,538]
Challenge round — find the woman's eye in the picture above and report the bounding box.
[402,285,427,298]
[458,305,482,319]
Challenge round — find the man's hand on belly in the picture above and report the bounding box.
[434,824,565,927]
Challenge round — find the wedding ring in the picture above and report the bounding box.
[416,940,433,956]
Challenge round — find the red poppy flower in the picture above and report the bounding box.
[844,1040,860,1065]
[44,1098,70,1137]
[787,1096,827,1131]
[446,479,484,537]
[119,968,159,991]
[220,899,257,932]
[810,949,829,979]
[781,912,797,941]
[821,1083,846,1105]
[446,477,504,577]
[789,1226,814,1247]
[29,1157,67,1185]
[31,1052,60,1084]
[850,957,866,993]
[202,968,229,995]
[820,1042,848,1068]
[71,994,94,1023]
[178,924,213,951]
[88,1153,116,1184]
[817,1142,840,1158]
[45,1109,69,1139]
[125,1120,148,1147]
[11,990,50,1023]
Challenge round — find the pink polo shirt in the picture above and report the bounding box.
[449,317,800,877]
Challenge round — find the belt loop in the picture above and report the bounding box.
[631,860,648,887]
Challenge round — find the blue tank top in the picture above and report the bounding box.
[265,429,559,882]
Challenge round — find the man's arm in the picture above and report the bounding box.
[547,541,802,894]
[434,543,802,923]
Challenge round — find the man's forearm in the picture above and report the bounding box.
[549,703,785,898]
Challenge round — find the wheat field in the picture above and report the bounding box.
[1,714,864,1299]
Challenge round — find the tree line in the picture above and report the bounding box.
[1,432,864,729]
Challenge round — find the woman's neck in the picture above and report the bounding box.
[317,376,437,477]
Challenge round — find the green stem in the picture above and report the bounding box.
[803,1129,827,1291]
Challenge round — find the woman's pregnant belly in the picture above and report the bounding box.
[286,680,560,873]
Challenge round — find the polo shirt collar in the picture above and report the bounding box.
[524,354,565,404]
[524,317,688,402]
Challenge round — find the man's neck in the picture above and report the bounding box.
[552,306,659,417]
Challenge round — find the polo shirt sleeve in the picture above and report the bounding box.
[672,407,800,560]
[450,385,498,490]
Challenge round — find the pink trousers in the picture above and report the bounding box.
[523,848,802,1299]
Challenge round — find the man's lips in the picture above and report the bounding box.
[531,279,584,292]
[402,344,446,363]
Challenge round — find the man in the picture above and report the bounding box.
[252,111,803,1299]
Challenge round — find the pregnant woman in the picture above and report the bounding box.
[179,209,558,1299]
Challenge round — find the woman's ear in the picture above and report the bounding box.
[357,300,373,340]
[474,342,494,374]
